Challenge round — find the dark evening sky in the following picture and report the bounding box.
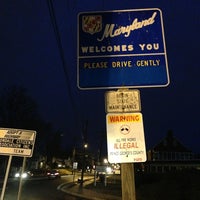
[0,0,199,155]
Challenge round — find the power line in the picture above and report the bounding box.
[46,0,82,136]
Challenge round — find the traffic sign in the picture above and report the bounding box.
[0,128,36,157]
[73,162,78,170]
[106,113,146,163]
[105,89,141,113]
[78,8,170,89]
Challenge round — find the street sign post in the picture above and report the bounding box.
[0,128,36,200]
[78,8,169,200]
[105,89,141,113]
[78,8,169,89]
[0,128,36,157]
[106,112,146,200]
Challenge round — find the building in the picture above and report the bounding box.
[145,131,200,173]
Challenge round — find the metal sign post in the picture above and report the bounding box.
[17,157,27,200]
[0,155,12,200]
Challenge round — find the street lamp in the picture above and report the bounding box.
[80,143,88,185]
[84,143,88,149]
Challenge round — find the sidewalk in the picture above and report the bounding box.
[58,176,122,200]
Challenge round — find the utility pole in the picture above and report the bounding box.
[80,143,88,185]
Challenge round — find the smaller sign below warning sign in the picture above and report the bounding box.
[106,113,146,163]
[105,89,141,113]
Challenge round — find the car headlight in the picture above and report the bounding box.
[21,172,28,178]
[15,172,28,178]
[15,173,20,178]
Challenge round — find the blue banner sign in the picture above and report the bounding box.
[77,8,170,89]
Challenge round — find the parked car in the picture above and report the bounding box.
[29,169,48,177]
[47,169,60,179]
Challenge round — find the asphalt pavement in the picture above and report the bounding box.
[1,173,122,200]
[58,176,122,200]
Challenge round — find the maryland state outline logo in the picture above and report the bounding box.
[82,15,102,35]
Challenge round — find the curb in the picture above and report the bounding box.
[58,178,121,200]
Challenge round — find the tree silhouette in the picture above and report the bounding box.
[0,86,67,168]
[0,86,40,129]
[0,86,53,155]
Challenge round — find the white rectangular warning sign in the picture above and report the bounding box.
[0,128,36,157]
[106,113,146,163]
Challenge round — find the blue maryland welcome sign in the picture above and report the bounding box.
[77,8,170,90]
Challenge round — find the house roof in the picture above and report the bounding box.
[152,131,191,152]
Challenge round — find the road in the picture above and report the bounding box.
[0,175,83,200]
